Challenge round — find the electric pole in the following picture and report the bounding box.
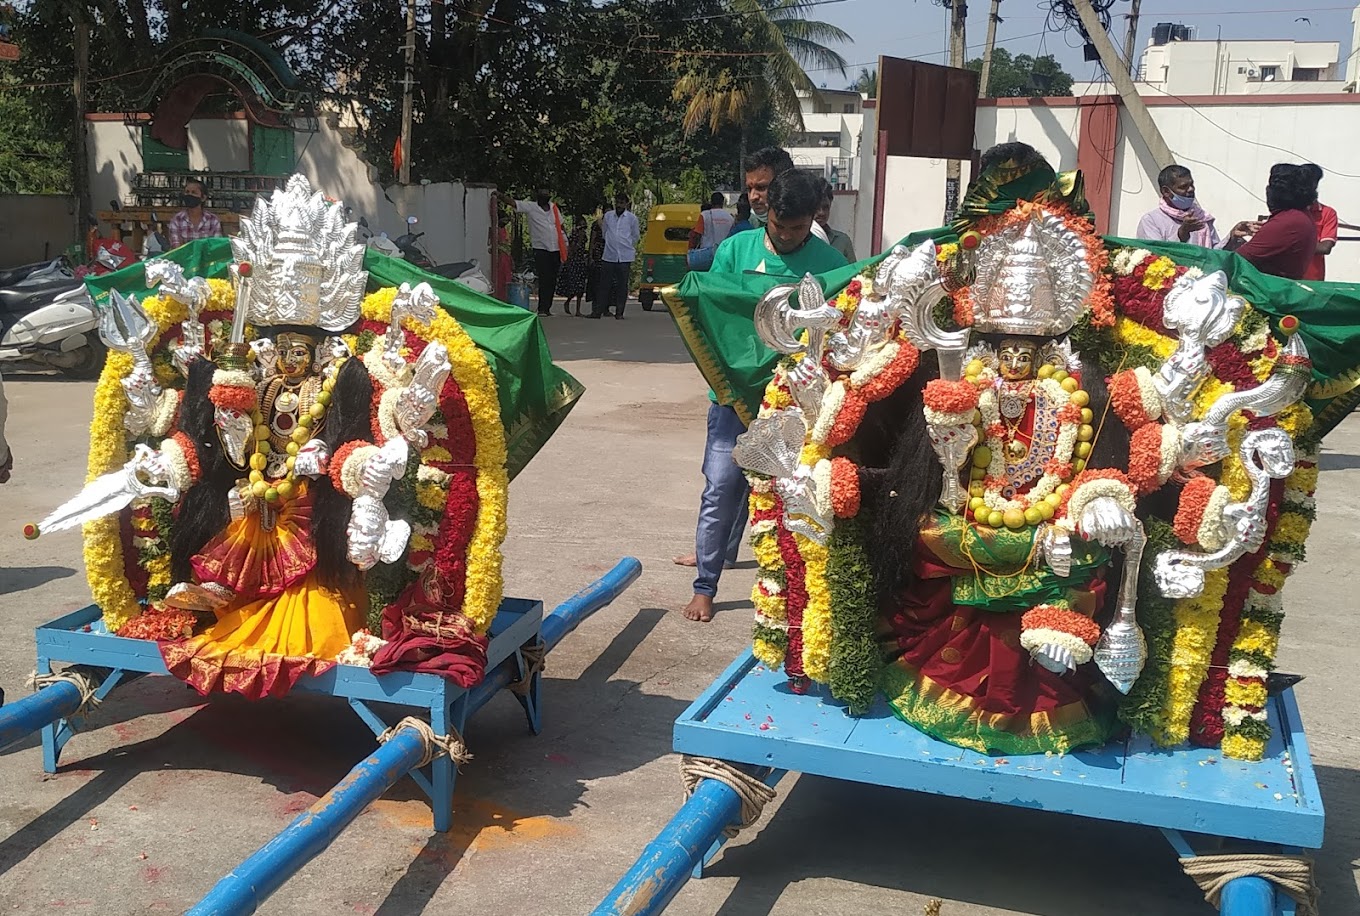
[978,0,1001,98]
[72,2,90,248]
[1122,0,1142,77]
[945,0,967,222]
[399,0,416,185]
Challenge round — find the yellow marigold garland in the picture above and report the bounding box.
[1157,567,1231,745]
[797,534,832,681]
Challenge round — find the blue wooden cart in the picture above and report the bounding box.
[0,559,642,916]
[594,651,1323,916]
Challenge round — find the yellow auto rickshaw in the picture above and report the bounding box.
[637,203,700,311]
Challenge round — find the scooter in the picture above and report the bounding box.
[0,235,131,378]
[365,216,492,295]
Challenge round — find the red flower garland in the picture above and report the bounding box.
[1127,422,1165,495]
[1207,339,1258,390]
[860,341,921,403]
[207,384,255,413]
[1108,369,1154,431]
[830,457,861,518]
[923,378,981,414]
[1021,605,1102,646]
[1173,476,1219,545]
[777,525,809,678]
[171,431,202,485]
[1111,273,1171,335]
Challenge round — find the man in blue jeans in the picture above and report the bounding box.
[677,158,847,622]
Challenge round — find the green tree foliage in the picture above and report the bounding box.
[0,81,69,193]
[850,65,876,98]
[966,48,1074,98]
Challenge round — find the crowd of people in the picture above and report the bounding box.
[1136,161,1338,281]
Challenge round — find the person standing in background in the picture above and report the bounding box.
[743,147,795,229]
[1225,164,1318,281]
[167,177,223,249]
[0,368,11,484]
[1136,165,1241,248]
[558,217,589,317]
[585,206,606,310]
[728,198,754,237]
[688,191,735,271]
[816,179,856,262]
[516,188,568,316]
[590,192,640,320]
[1301,163,1338,282]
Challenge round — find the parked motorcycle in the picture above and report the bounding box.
[0,273,102,379]
[363,215,492,296]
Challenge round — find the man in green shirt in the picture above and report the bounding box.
[679,167,847,622]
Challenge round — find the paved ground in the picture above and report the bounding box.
[0,305,1357,916]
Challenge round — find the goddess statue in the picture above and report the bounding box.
[733,148,1317,758]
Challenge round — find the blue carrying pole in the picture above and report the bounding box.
[592,778,744,916]
[189,558,642,916]
[0,680,83,753]
[1218,877,1276,916]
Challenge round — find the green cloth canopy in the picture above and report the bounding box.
[84,238,583,479]
[664,231,1360,438]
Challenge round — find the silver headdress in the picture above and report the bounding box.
[230,175,367,331]
[970,209,1094,337]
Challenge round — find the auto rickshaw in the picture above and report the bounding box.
[637,203,700,311]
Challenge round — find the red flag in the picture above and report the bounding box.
[392,136,403,174]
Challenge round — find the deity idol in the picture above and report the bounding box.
[734,149,1318,758]
[37,175,510,698]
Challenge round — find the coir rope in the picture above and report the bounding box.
[378,716,472,769]
[680,755,778,839]
[1179,853,1319,916]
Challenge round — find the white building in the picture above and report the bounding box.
[1072,23,1345,96]
[786,88,865,190]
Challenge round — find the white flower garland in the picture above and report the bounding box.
[1066,477,1137,525]
[811,459,833,519]
[923,406,976,428]
[749,519,778,538]
[810,380,847,444]
[211,368,255,389]
[1112,248,1152,276]
[159,437,194,490]
[340,445,380,498]
[150,390,181,437]
[1019,627,1095,665]
[980,377,1079,513]
[1223,707,1268,727]
[417,464,451,486]
[1198,484,1234,550]
[849,339,899,388]
[1228,658,1269,680]
[363,346,410,391]
[748,475,775,495]
[377,387,403,443]
[1157,425,1181,483]
[1131,366,1163,422]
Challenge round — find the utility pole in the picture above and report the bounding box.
[1122,0,1142,77]
[978,0,1001,98]
[72,2,90,250]
[399,0,416,185]
[944,0,967,222]
[1069,0,1174,169]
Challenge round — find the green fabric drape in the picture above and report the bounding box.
[664,228,1360,439]
[84,239,583,479]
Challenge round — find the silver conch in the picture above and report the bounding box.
[231,174,367,331]
[1155,428,1296,598]
[753,275,842,426]
[1177,333,1311,472]
[99,290,162,436]
[970,211,1093,338]
[733,408,832,543]
[1155,271,1246,426]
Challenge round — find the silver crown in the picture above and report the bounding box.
[231,175,367,331]
[970,210,1094,337]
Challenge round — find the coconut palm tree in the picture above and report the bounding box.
[852,65,877,98]
[673,0,851,143]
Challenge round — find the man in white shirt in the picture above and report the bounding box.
[687,192,734,270]
[590,192,641,320]
[515,188,568,316]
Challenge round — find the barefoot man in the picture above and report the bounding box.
[676,158,847,621]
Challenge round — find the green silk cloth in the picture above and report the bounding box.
[83,238,583,479]
[664,228,1360,438]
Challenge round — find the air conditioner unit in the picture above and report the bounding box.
[1246,67,1260,80]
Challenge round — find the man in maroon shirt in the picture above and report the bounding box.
[1226,164,1318,281]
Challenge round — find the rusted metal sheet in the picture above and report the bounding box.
[876,55,979,161]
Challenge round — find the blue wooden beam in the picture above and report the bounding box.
[0,680,82,752]
[592,776,746,916]
[189,558,642,916]
[187,727,427,916]
[1218,877,1275,916]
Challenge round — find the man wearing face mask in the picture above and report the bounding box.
[515,188,569,316]
[1135,165,1252,249]
[168,178,223,250]
[675,167,846,623]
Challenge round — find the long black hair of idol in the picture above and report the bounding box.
[858,340,1130,608]
[169,330,374,591]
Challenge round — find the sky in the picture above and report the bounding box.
[811,0,1358,89]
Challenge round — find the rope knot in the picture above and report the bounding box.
[377,716,472,770]
[1179,853,1319,916]
[680,755,777,839]
[28,669,102,723]
[509,640,546,698]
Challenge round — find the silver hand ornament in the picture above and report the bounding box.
[395,341,452,448]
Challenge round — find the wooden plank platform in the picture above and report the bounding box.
[674,652,1324,850]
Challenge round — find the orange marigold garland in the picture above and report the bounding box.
[1127,422,1166,495]
[922,378,981,414]
[830,457,861,518]
[207,384,257,413]
[1173,476,1219,545]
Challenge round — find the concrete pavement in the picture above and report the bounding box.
[0,307,1356,915]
